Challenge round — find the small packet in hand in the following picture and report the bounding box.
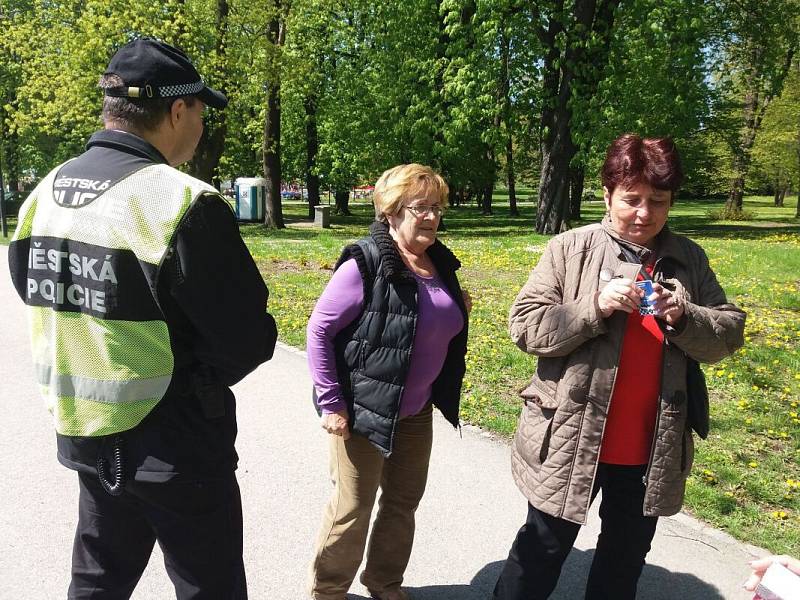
[755,561,800,600]
[636,280,655,316]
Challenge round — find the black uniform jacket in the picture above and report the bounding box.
[54,130,278,482]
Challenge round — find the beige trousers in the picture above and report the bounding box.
[308,404,434,600]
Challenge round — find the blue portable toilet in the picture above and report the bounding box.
[234,177,266,221]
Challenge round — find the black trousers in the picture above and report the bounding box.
[69,471,246,600]
[493,464,658,600]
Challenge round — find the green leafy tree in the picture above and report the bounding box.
[490,1,542,215]
[0,1,27,195]
[750,63,800,208]
[3,0,222,180]
[580,0,714,202]
[712,0,799,213]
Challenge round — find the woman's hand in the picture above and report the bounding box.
[743,554,800,595]
[321,410,351,440]
[649,281,686,326]
[597,278,641,318]
[462,289,473,314]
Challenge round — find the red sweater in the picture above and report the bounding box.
[599,276,665,465]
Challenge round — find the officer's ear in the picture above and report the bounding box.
[169,98,188,129]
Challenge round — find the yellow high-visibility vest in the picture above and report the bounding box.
[9,163,219,436]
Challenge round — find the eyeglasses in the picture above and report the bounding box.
[404,204,445,217]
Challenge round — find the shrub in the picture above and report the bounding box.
[707,206,758,221]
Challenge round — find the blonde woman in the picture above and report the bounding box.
[306,164,471,600]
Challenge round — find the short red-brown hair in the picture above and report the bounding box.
[601,134,683,197]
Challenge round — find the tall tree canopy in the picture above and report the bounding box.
[1,0,797,228]
[712,0,799,213]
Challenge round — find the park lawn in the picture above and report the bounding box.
[243,195,800,556]
[2,194,798,554]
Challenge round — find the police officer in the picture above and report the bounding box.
[8,38,278,599]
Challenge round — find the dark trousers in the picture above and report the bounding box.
[69,471,246,600]
[493,464,658,600]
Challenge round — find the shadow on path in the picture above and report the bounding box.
[346,549,725,599]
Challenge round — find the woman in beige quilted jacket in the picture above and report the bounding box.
[493,134,746,600]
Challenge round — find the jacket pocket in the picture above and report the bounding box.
[520,382,559,410]
[515,399,556,468]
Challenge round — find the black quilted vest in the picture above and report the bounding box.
[329,221,468,456]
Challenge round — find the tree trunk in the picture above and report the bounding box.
[187,0,229,185]
[481,183,493,215]
[727,174,746,211]
[304,95,320,219]
[0,93,20,194]
[263,79,284,228]
[797,131,800,218]
[190,123,227,187]
[482,143,495,216]
[263,11,285,229]
[448,187,458,207]
[796,189,800,218]
[507,136,518,216]
[0,142,6,238]
[537,107,576,234]
[534,0,619,234]
[497,20,518,217]
[569,166,585,221]
[725,49,759,213]
[334,189,351,215]
[728,182,745,210]
[6,140,19,193]
[773,184,787,207]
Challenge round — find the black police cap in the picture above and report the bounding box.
[103,37,227,109]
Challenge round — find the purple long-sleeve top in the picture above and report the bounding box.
[307,258,464,417]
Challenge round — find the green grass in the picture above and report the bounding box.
[4,193,799,554]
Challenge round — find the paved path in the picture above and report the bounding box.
[0,244,767,599]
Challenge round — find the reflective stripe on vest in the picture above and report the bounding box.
[35,364,172,404]
[10,163,218,436]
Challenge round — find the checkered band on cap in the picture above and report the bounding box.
[158,80,204,98]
